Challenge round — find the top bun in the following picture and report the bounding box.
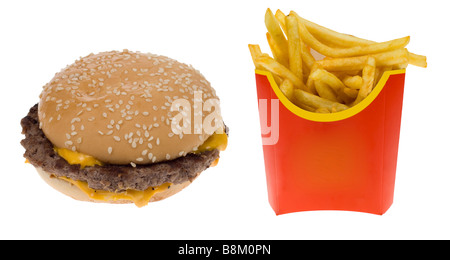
[38,50,218,165]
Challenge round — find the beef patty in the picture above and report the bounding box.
[21,104,220,192]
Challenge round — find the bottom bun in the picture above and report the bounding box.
[36,167,197,206]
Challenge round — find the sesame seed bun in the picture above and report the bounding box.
[38,50,218,165]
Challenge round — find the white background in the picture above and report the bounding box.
[1,0,448,240]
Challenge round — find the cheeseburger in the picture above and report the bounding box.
[21,50,228,207]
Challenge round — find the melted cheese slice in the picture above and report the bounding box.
[54,147,103,169]
[195,132,228,153]
[59,176,171,207]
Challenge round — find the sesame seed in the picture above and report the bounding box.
[130,162,137,167]
[108,147,113,154]
[113,136,121,141]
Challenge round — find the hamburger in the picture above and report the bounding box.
[20,50,228,207]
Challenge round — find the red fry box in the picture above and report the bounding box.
[255,69,406,215]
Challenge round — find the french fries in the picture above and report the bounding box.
[294,89,348,112]
[285,14,303,82]
[250,8,427,113]
[248,44,263,68]
[294,12,427,68]
[309,69,345,92]
[254,54,308,91]
[264,9,289,68]
[279,79,295,101]
[293,11,410,58]
[314,81,340,103]
[342,75,363,90]
[354,57,376,105]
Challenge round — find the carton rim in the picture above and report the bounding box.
[255,69,406,122]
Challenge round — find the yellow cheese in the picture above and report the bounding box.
[195,132,228,153]
[59,176,171,207]
[54,147,103,169]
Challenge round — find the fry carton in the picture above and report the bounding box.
[255,69,406,215]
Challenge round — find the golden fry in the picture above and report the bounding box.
[285,14,303,81]
[279,79,295,101]
[354,57,376,105]
[343,87,358,99]
[294,13,373,48]
[335,87,358,105]
[409,53,427,68]
[255,55,307,91]
[275,10,315,73]
[315,107,331,113]
[274,9,287,34]
[248,44,263,68]
[309,68,346,92]
[314,81,339,102]
[265,8,289,67]
[266,33,287,68]
[342,75,363,89]
[294,89,348,112]
[315,48,409,71]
